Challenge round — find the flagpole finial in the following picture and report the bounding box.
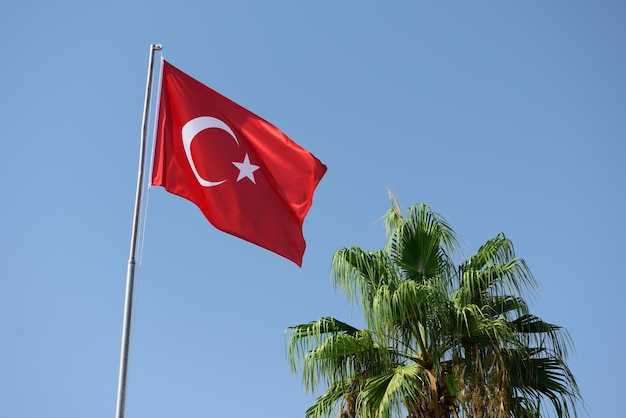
[153,44,162,51]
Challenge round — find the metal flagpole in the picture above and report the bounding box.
[115,43,162,418]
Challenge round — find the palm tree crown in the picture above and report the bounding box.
[287,196,582,418]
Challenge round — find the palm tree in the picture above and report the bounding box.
[287,195,581,418]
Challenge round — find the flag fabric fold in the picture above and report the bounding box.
[151,60,327,266]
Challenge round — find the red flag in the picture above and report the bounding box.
[151,61,327,266]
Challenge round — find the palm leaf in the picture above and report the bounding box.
[509,314,573,359]
[389,203,459,285]
[506,348,582,418]
[332,246,400,322]
[359,363,425,418]
[287,317,360,370]
[304,380,353,418]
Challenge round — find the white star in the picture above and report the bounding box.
[232,153,260,184]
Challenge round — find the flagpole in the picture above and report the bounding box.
[115,43,162,418]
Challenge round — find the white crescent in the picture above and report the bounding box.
[181,116,239,187]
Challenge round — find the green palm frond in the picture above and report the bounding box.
[511,397,541,418]
[288,317,360,341]
[371,280,451,362]
[485,295,529,319]
[304,380,353,418]
[287,319,397,394]
[506,348,582,418]
[462,233,516,270]
[287,317,360,370]
[404,204,459,258]
[359,363,425,418]
[389,203,459,285]
[384,188,404,236]
[509,314,573,359]
[458,237,537,307]
[332,246,399,315]
[453,311,515,355]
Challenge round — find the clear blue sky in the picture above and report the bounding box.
[1,2,624,417]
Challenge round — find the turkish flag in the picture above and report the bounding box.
[151,60,327,266]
